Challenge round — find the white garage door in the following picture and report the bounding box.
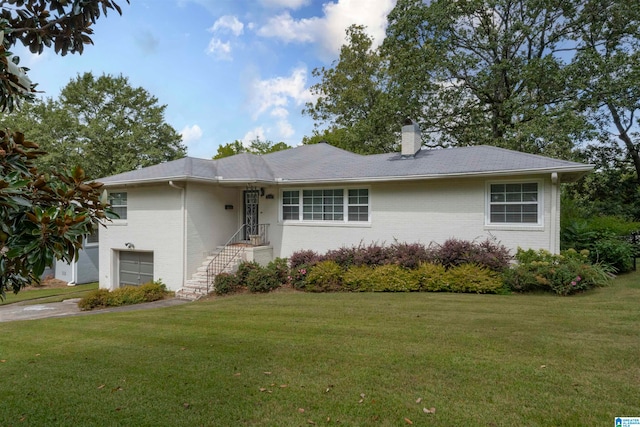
[119,251,154,286]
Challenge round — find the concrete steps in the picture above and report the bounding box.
[175,246,245,301]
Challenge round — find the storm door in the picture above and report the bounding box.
[243,189,259,240]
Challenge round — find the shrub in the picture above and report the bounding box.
[429,238,511,271]
[214,272,239,295]
[343,265,375,291]
[446,264,505,294]
[412,263,449,292]
[324,246,357,268]
[236,261,261,285]
[288,264,309,290]
[289,250,322,269]
[353,242,391,267]
[503,248,613,295]
[590,237,636,274]
[305,261,344,292]
[245,267,281,293]
[267,258,289,284]
[388,242,430,269]
[78,281,170,310]
[77,288,110,310]
[369,264,419,292]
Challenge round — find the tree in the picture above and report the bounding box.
[569,0,640,185]
[2,72,186,178]
[0,0,126,297]
[303,25,403,154]
[213,137,290,159]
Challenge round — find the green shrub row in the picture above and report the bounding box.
[299,261,505,294]
[78,281,170,310]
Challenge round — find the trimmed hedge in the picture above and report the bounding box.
[78,281,170,310]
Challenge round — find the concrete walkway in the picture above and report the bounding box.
[0,297,190,323]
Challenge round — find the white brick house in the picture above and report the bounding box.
[97,124,592,298]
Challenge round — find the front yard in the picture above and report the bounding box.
[0,272,638,426]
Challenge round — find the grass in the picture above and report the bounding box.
[1,273,639,426]
[0,282,98,306]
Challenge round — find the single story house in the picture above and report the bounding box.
[97,123,592,298]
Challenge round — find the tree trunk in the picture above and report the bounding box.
[607,102,640,185]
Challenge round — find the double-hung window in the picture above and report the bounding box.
[282,188,369,223]
[108,192,128,220]
[488,182,539,224]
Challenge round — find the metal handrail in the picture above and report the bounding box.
[204,224,270,293]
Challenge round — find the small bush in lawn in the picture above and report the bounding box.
[246,267,281,293]
[214,273,239,295]
[305,261,344,292]
[78,281,169,310]
[412,263,449,292]
[288,264,309,290]
[236,261,261,285]
[503,248,613,295]
[446,264,505,294]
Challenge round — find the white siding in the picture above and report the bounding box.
[99,185,183,291]
[184,183,239,280]
[270,176,558,258]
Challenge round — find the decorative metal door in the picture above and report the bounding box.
[243,189,259,240]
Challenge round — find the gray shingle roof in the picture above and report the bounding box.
[98,143,592,186]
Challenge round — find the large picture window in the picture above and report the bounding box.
[488,182,539,224]
[282,188,369,223]
[108,192,128,220]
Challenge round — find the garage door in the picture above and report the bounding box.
[119,251,154,286]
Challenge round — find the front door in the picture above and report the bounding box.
[243,189,259,240]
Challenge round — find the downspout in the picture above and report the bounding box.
[169,181,187,285]
[550,173,559,253]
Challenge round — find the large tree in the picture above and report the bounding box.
[0,0,125,296]
[1,72,186,178]
[303,25,402,154]
[213,137,290,159]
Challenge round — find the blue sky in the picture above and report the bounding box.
[15,0,395,159]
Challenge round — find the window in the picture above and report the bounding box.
[86,227,99,245]
[109,192,127,219]
[348,189,369,222]
[282,188,369,223]
[303,189,343,221]
[489,183,539,224]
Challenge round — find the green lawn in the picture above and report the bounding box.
[1,273,639,426]
[0,282,98,305]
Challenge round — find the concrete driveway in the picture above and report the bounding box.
[0,297,190,323]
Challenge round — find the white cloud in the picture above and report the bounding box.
[206,15,244,60]
[206,38,232,60]
[210,15,244,36]
[249,65,314,120]
[259,0,310,9]
[242,127,266,146]
[257,0,396,58]
[180,124,203,145]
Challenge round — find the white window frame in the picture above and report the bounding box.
[85,226,99,247]
[485,180,543,227]
[108,191,128,220]
[281,187,371,224]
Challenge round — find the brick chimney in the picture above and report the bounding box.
[401,119,421,157]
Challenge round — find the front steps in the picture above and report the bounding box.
[175,246,246,301]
